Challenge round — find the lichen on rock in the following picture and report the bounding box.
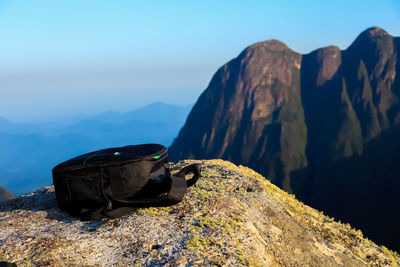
[0,160,398,266]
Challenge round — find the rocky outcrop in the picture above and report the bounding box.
[0,186,16,200]
[170,40,306,192]
[169,27,400,251]
[0,160,398,266]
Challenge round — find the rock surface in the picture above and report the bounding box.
[0,160,398,266]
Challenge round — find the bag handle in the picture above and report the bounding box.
[175,164,201,187]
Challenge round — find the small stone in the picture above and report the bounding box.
[151,244,161,250]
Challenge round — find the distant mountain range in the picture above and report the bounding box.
[170,27,400,251]
[0,102,192,195]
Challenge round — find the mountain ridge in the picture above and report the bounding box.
[169,27,400,251]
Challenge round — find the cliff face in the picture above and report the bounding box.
[0,160,398,266]
[170,40,306,192]
[169,27,400,251]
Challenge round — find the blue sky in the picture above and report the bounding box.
[0,0,399,121]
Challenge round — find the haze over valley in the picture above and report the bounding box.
[0,102,191,195]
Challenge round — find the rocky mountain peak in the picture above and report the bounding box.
[245,39,291,52]
[362,26,390,38]
[348,26,393,53]
[236,39,301,90]
[305,46,342,87]
[170,27,400,252]
[349,27,391,50]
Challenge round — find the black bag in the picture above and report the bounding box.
[52,144,200,220]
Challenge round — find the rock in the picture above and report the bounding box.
[0,186,16,201]
[0,160,398,266]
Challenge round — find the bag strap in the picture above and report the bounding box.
[79,164,202,220]
[175,164,201,187]
[105,206,137,218]
[79,206,105,221]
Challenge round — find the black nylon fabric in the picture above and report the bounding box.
[54,144,167,172]
[52,144,201,220]
[0,261,17,267]
[108,166,126,200]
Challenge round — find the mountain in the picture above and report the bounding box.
[0,186,16,200]
[0,102,192,195]
[0,160,398,266]
[169,27,400,251]
[89,102,192,124]
[0,102,192,136]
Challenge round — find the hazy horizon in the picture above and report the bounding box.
[0,0,399,121]
[1,99,194,123]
